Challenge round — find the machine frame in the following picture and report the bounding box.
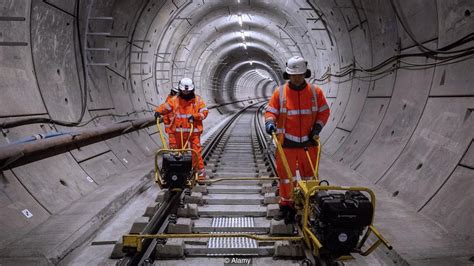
[122,122,392,263]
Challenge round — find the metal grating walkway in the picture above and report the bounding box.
[211,217,255,228]
[208,217,258,255]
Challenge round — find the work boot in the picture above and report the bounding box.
[273,206,286,221]
[198,169,206,181]
[274,205,296,224]
[284,207,297,224]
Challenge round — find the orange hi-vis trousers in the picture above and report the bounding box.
[167,133,177,148]
[276,146,319,207]
[174,132,204,171]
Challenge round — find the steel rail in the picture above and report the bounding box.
[125,101,267,265]
[254,103,277,175]
[201,101,264,159]
[124,192,182,265]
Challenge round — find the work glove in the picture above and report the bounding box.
[265,120,276,135]
[309,124,322,142]
[154,112,161,120]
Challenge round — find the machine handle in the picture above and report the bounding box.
[156,118,168,150]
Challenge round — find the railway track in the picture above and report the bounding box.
[116,103,299,265]
[59,103,393,266]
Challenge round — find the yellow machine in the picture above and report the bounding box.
[295,181,392,259]
[122,125,392,263]
[154,119,199,191]
[271,132,392,261]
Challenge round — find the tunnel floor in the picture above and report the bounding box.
[52,153,474,266]
[3,110,471,265]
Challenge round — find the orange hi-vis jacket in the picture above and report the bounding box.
[264,83,330,146]
[162,95,175,134]
[156,95,208,134]
[264,83,330,207]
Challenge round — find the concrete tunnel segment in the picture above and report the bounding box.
[0,0,473,264]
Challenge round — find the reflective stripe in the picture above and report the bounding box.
[199,113,205,119]
[279,84,318,115]
[280,196,294,202]
[276,84,323,140]
[310,84,318,112]
[287,110,299,115]
[287,109,312,116]
[199,107,208,113]
[164,124,171,128]
[318,104,329,112]
[179,128,200,133]
[280,179,291,184]
[279,86,285,114]
[165,103,172,111]
[266,106,279,115]
[285,133,309,143]
[176,114,192,119]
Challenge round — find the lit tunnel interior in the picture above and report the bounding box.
[0,0,473,264]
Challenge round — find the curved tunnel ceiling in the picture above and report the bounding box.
[146,0,326,102]
[0,0,473,264]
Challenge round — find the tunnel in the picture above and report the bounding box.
[0,0,473,265]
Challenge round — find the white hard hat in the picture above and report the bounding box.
[178,78,195,91]
[283,56,311,79]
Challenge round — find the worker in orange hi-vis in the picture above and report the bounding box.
[155,78,209,180]
[161,87,179,148]
[264,56,330,224]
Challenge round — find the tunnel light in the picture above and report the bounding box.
[242,43,247,50]
[238,14,243,26]
[256,69,272,80]
[240,31,246,40]
[250,60,253,65]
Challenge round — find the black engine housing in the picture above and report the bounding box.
[161,152,193,190]
[310,190,373,258]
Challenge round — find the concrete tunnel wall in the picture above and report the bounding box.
[0,0,473,253]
